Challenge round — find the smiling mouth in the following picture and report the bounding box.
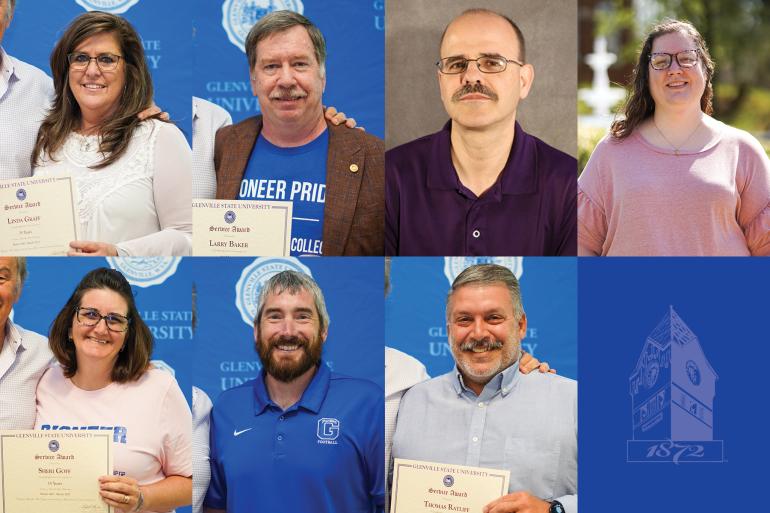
[275,344,301,351]
[87,336,111,345]
[666,81,688,88]
[81,83,106,90]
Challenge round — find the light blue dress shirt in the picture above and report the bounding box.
[392,361,577,512]
[0,319,53,429]
[0,48,53,179]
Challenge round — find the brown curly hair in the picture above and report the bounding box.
[610,19,715,140]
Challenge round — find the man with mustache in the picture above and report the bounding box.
[213,10,384,256]
[385,9,576,256]
[204,270,384,513]
[391,264,576,513]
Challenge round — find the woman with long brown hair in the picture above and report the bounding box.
[35,268,191,512]
[578,19,770,256]
[31,12,191,256]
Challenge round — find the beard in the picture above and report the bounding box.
[450,335,520,384]
[257,334,322,383]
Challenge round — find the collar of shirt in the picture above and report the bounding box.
[252,360,331,415]
[2,318,24,355]
[426,120,539,199]
[0,47,18,99]
[452,359,521,400]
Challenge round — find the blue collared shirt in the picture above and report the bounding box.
[0,319,53,429]
[205,361,385,513]
[385,121,577,256]
[392,362,577,512]
[0,48,53,179]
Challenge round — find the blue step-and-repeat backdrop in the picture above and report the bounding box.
[193,0,385,137]
[387,257,578,381]
[193,256,385,403]
[5,0,193,141]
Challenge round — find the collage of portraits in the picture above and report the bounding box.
[0,1,768,512]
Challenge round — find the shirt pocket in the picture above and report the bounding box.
[504,437,561,500]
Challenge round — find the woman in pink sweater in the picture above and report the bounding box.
[578,19,770,256]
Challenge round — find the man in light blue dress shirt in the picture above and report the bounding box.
[0,257,54,429]
[0,0,54,179]
[392,264,577,513]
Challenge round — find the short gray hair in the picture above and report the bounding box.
[446,264,524,321]
[255,270,330,334]
[14,257,26,295]
[245,10,326,73]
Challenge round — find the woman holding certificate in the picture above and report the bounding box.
[31,12,191,256]
[578,19,770,256]
[35,268,192,512]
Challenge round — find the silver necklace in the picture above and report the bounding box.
[652,118,702,156]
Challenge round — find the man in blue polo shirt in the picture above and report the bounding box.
[204,270,384,513]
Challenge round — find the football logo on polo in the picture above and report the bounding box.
[443,257,523,286]
[627,306,725,463]
[235,257,312,326]
[75,0,140,13]
[316,418,340,444]
[222,0,305,53]
[106,257,181,288]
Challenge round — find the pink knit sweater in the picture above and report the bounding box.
[578,122,770,256]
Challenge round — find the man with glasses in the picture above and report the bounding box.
[0,257,54,429]
[385,9,576,256]
[213,10,384,256]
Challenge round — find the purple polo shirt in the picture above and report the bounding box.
[385,121,577,256]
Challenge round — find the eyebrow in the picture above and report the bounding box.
[80,306,129,317]
[263,307,315,316]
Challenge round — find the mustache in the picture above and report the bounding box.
[459,338,504,353]
[269,87,307,101]
[268,335,308,350]
[452,82,498,102]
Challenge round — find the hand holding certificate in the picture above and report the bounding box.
[0,431,113,513]
[0,175,80,256]
[390,458,510,513]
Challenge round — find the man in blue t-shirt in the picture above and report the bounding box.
[214,10,384,256]
[203,270,384,513]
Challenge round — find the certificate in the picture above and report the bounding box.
[192,199,293,256]
[0,430,113,513]
[390,458,510,513]
[0,175,80,256]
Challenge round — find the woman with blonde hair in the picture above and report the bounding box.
[578,19,770,256]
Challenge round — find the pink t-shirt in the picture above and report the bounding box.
[578,121,770,256]
[35,366,192,512]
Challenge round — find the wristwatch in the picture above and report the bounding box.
[548,500,565,513]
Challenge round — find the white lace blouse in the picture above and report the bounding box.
[33,119,191,256]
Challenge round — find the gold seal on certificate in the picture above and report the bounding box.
[0,176,80,256]
[390,458,510,513]
[0,430,113,513]
[192,199,293,256]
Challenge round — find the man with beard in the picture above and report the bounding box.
[385,9,576,256]
[391,264,576,513]
[213,10,384,256]
[204,270,384,513]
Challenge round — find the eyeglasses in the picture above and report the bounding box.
[67,52,123,72]
[649,50,699,70]
[75,307,130,333]
[437,55,524,74]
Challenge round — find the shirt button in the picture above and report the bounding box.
[478,402,485,408]
[279,416,285,421]
[472,436,479,443]
[277,435,283,441]
[472,229,480,238]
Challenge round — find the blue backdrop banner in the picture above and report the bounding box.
[579,258,768,512]
[5,0,193,141]
[193,0,384,137]
[386,257,577,380]
[193,256,385,403]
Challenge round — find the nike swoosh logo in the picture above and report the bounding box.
[233,428,253,437]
